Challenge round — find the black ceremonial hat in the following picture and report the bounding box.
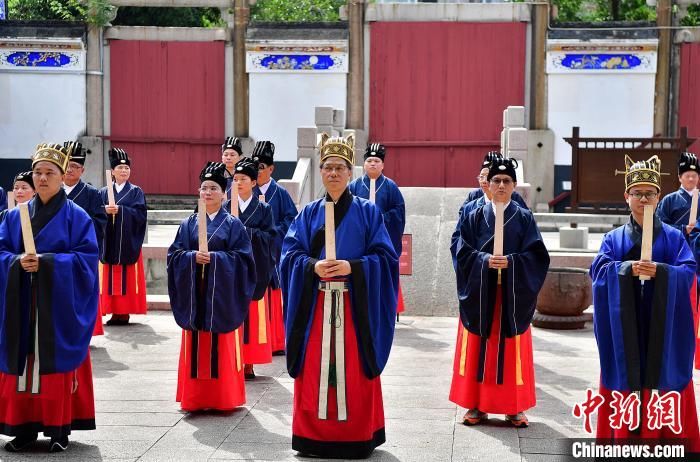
[364,143,386,161]
[679,152,699,176]
[109,148,130,169]
[64,141,90,166]
[222,136,243,155]
[252,141,275,165]
[482,151,503,167]
[487,157,518,182]
[234,158,259,181]
[14,171,34,190]
[199,161,228,192]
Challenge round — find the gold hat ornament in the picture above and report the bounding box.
[32,143,70,173]
[621,154,662,192]
[319,133,355,165]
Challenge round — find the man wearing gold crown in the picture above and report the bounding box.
[590,155,699,448]
[0,144,98,452]
[280,133,398,458]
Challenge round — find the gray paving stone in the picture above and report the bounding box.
[69,425,170,442]
[211,442,296,460]
[520,437,574,456]
[95,411,183,427]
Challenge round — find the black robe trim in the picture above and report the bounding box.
[4,257,23,375]
[292,428,385,459]
[618,215,668,392]
[349,259,380,378]
[287,189,353,377]
[30,190,67,237]
[0,419,96,438]
[190,330,199,379]
[36,254,56,374]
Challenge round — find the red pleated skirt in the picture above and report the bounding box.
[242,295,272,365]
[92,296,104,337]
[292,290,385,458]
[268,287,286,353]
[100,253,147,316]
[692,278,700,370]
[596,381,700,452]
[176,329,245,412]
[396,283,405,314]
[0,353,95,438]
[449,290,536,415]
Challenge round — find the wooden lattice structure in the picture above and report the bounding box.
[565,127,696,213]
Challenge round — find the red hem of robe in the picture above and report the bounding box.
[292,291,385,451]
[0,353,95,437]
[176,330,245,411]
[449,290,536,415]
[242,294,272,365]
[268,287,286,353]
[397,283,405,314]
[100,253,147,315]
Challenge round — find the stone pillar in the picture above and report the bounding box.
[233,0,249,137]
[654,0,672,135]
[84,25,105,186]
[530,1,548,130]
[346,0,365,130]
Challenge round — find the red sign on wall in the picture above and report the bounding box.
[400,234,412,276]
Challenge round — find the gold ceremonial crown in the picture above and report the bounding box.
[319,133,355,165]
[620,154,662,192]
[32,143,70,173]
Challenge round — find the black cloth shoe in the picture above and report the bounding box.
[106,315,130,326]
[49,435,69,453]
[5,433,38,452]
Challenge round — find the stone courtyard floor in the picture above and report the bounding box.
[1,314,698,461]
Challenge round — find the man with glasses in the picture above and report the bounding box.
[590,155,699,448]
[280,133,398,458]
[450,156,549,428]
[251,140,298,356]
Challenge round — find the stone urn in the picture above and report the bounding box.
[533,267,592,330]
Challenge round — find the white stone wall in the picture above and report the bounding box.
[547,40,658,167]
[247,44,348,162]
[0,38,86,159]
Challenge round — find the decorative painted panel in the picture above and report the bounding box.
[247,42,348,73]
[547,41,657,74]
[0,39,85,71]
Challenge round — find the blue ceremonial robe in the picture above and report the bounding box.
[348,174,406,256]
[99,182,147,265]
[225,196,276,301]
[454,202,549,337]
[67,180,108,254]
[167,209,256,333]
[254,179,298,288]
[657,188,700,239]
[0,191,98,374]
[0,188,6,213]
[280,189,399,379]
[591,217,696,392]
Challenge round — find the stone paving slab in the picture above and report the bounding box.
[0,313,697,461]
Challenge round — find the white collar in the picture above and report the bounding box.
[490,200,511,213]
[115,182,126,193]
[238,194,253,213]
[63,182,78,195]
[208,209,220,221]
[483,194,492,204]
[259,180,272,194]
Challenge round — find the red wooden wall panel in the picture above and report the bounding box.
[110,40,225,194]
[680,43,700,150]
[370,22,526,187]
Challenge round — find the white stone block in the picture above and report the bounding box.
[500,128,507,153]
[506,127,528,151]
[507,149,528,162]
[297,147,316,161]
[504,106,526,128]
[316,125,335,137]
[333,109,345,129]
[297,127,317,148]
[560,226,589,249]
[315,106,335,125]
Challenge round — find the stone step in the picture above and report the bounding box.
[147,294,170,311]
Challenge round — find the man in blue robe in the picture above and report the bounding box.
[591,155,699,447]
[63,142,107,254]
[252,140,298,354]
[657,151,700,238]
[450,156,549,428]
[0,187,6,213]
[0,143,98,453]
[280,133,398,459]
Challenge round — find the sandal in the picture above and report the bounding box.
[505,412,529,428]
[463,408,488,426]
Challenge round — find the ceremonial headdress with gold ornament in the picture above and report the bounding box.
[622,154,662,192]
[319,133,355,165]
[32,143,70,173]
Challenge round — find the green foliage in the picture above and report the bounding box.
[251,0,346,22]
[681,4,700,27]
[589,0,655,21]
[8,0,115,26]
[112,7,224,27]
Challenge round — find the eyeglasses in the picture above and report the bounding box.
[321,165,349,174]
[629,192,658,200]
[490,178,513,186]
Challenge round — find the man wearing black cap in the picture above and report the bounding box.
[221,137,243,201]
[658,152,700,238]
[252,140,298,355]
[99,148,148,326]
[450,157,549,428]
[348,143,406,315]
